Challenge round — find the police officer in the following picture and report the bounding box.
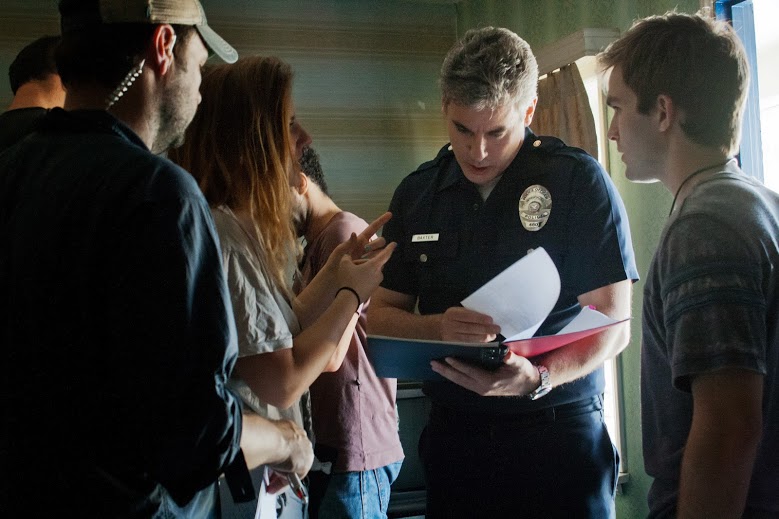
[368,27,638,517]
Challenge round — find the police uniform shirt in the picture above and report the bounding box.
[381,128,639,414]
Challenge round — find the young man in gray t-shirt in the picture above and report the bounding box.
[599,12,779,518]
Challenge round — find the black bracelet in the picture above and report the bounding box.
[336,286,361,313]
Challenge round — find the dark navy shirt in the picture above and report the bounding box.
[0,107,48,152]
[381,129,638,414]
[0,109,244,516]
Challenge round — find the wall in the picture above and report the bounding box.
[204,0,457,223]
[0,1,59,104]
[453,1,697,517]
[457,0,699,48]
[0,0,457,224]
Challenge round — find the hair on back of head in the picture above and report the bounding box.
[9,36,61,94]
[440,26,538,111]
[299,146,328,196]
[170,56,299,298]
[598,11,749,156]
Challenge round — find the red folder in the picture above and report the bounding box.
[503,318,629,358]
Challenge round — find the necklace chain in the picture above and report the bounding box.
[668,159,734,216]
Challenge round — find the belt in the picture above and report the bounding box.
[429,395,603,428]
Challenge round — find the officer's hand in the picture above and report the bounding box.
[267,419,314,480]
[430,351,541,397]
[439,306,501,343]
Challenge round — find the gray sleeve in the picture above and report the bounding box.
[659,214,767,392]
[221,241,294,356]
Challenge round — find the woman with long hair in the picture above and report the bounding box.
[171,56,394,518]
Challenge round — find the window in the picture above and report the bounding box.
[753,0,778,189]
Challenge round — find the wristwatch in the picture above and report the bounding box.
[528,365,552,400]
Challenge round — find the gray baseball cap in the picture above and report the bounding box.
[60,0,238,63]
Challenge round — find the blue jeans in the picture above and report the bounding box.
[314,461,403,519]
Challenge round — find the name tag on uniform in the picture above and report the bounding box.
[411,233,439,243]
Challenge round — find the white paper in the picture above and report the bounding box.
[461,247,560,340]
[254,467,276,519]
[556,306,618,335]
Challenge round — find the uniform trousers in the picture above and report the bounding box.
[419,395,618,518]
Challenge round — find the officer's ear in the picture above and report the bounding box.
[523,97,538,127]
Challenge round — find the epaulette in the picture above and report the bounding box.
[528,134,592,162]
[409,143,454,176]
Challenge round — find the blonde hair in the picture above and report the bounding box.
[171,56,299,296]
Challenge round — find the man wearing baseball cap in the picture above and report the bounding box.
[0,1,313,517]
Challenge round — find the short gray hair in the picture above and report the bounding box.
[440,27,538,110]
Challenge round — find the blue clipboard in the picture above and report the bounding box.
[366,334,507,380]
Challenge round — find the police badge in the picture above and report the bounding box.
[519,184,552,231]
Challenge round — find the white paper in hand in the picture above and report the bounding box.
[461,247,560,340]
[254,467,276,519]
[556,306,618,334]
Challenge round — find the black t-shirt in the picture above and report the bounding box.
[0,106,48,152]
